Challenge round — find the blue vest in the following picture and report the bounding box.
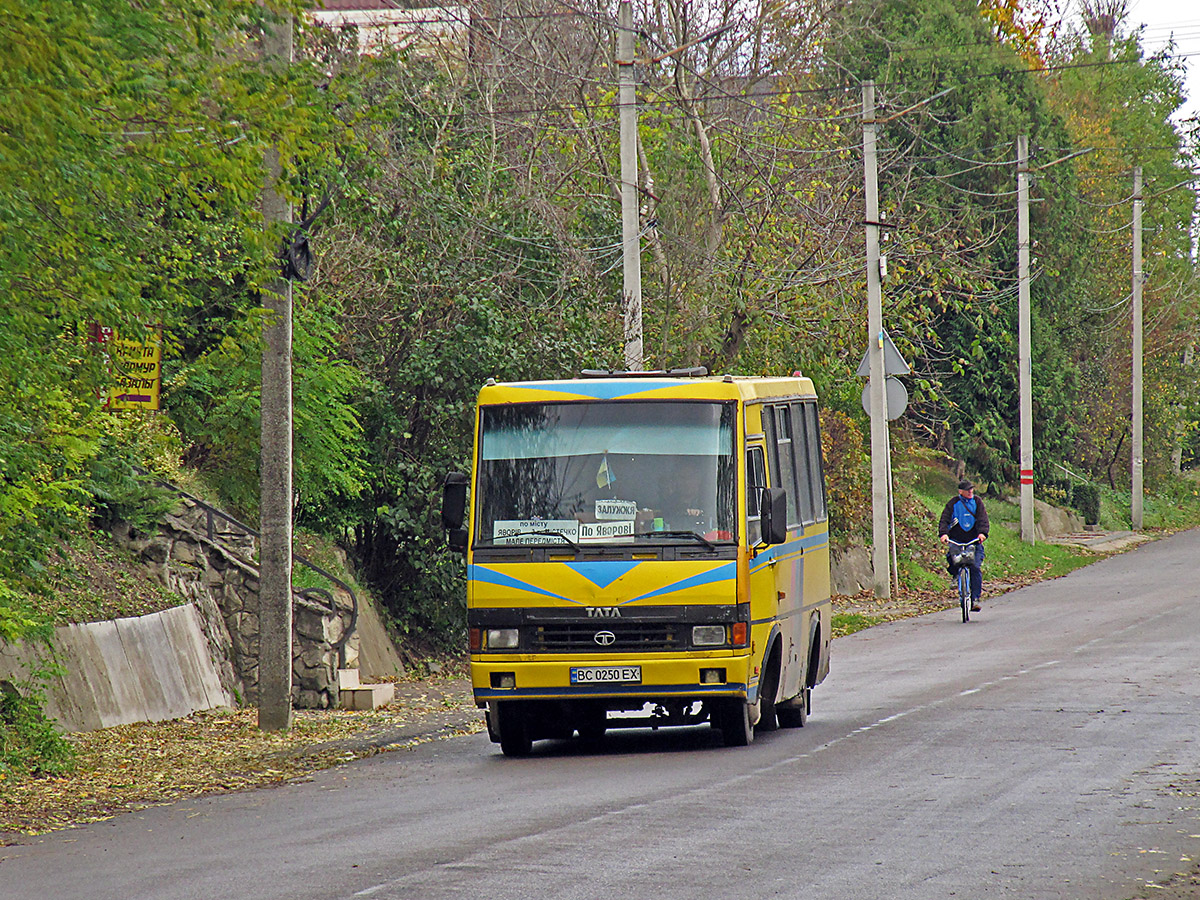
[953,497,976,532]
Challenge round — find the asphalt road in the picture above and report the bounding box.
[4,529,1199,900]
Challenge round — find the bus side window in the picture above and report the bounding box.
[771,406,801,528]
[790,402,816,525]
[802,402,828,521]
[746,445,766,546]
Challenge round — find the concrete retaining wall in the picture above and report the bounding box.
[0,604,235,733]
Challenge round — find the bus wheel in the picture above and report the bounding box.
[496,703,532,757]
[576,706,607,745]
[717,699,754,747]
[777,688,809,728]
[757,664,780,733]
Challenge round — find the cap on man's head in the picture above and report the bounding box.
[958,480,974,492]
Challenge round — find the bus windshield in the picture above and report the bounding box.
[476,401,737,547]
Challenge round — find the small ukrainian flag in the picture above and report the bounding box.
[596,455,615,488]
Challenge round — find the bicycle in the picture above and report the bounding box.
[946,538,981,622]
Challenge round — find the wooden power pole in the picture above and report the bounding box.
[1017,136,1034,543]
[259,10,294,732]
[863,82,890,598]
[618,0,643,370]
[1132,166,1143,530]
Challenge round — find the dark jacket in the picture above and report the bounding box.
[938,494,989,543]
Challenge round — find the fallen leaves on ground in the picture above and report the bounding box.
[0,674,483,838]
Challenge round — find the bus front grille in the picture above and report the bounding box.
[532,622,682,652]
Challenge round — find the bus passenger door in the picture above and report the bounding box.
[762,405,804,703]
[745,439,777,704]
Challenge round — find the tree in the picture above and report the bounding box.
[1044,5,1198,487]
[821,0,1091,484]
[0,0,333,599]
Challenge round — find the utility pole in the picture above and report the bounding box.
[863,81,890,597]
[1016,135,1034,544]
[259,9,294,732]
[1132,166,1143,530]
[618,0,643,370]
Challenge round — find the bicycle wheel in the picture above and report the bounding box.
[959,568,970,622]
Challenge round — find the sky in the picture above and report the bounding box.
[1122,0,1200,126]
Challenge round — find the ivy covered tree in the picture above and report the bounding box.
[822,0,1097,484]
[1044,3,1198,487]
[0,0,352,615]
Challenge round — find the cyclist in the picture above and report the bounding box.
[938,479,989,612]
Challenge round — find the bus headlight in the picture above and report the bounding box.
[486,628,520,649]
[692,625,727,647]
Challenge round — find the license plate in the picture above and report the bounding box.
[570,665,641,685]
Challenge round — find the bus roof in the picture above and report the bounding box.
[476,374,817,405]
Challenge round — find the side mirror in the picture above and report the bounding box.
[442,471,469,530]
[760,487,788,546]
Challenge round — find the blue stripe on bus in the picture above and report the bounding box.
[467,565,577,603]
[520,381,681,400]
[749,533,828,572]
[623,561,737,604]
[564,560,641,588]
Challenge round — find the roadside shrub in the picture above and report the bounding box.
[1039,477,1072,508]
[820,409,870,539]
[0,687,75,777]
[0,586,74,777]
[1072,483,1101,525]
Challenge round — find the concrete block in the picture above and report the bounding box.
[45,627,106,733]
[337,668,361,690]
[114,614,189,723]
[161,605,232,710]
[87,619,151,728]
[341,681,394,711]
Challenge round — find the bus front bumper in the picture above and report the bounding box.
[470,654,755,705]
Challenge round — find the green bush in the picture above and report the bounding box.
[820,409,870,539]
[1040,480,1071,507]
[0,688,75,777]
[1072,483,1101,526]
[0,587,74,777]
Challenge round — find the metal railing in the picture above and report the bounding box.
[133,466,359,664]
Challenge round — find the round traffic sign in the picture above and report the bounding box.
[861,376,908,420]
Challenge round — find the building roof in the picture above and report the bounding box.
[315,0,408,10]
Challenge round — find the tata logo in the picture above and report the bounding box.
[593,630,617,646]
[586,607,622,618]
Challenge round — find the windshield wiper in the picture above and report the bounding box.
[635,529,716,551]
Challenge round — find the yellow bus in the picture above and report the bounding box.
[441,369,831,755]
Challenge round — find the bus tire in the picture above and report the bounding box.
[777,688,809,728]
[717,699,754,747]
[496,703,532,757]
[756,644,782,733]
[576,704,607,745]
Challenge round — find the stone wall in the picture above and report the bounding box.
[113,500,357,709]
[831,544,874,596]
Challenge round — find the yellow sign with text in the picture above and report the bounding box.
[109,327,162,410]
